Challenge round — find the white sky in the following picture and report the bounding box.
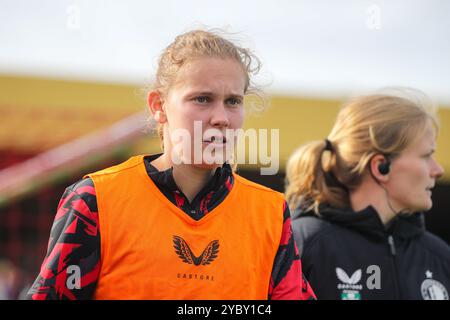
[1,0,449,103]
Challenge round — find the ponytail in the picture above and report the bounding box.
[285,140,350,214]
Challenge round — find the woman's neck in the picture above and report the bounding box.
[151,153,217,202]
[349,177,398,226]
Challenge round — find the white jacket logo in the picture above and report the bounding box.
[337,268,361,284]
[336,266,381,300]
[336,267,364,300]
[336,268,363,290]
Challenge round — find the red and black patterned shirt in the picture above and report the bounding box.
[27,154,315,300]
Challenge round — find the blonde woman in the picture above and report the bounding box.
[27,29,315,300]
[286,91,449,300]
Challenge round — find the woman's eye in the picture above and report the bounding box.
[195,96,210,104]
[227,98,242,107]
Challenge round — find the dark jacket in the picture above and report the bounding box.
[292,205,450,300]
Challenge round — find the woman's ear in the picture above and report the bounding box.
[369,154,390,183]
[147,91,167,123]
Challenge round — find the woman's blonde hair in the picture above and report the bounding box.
[285,89,439,213]
[150,29,262,147]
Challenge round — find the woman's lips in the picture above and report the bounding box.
[203,136,227,145]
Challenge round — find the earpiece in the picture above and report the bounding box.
[378,160,391,175]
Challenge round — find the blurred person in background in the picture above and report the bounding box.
[286,90,450,300]
[26,29,315,300]
[0,259,19,300]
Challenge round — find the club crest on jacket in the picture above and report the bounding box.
[421,270,449,300]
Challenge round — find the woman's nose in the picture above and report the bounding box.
[431,158,444,179]
[210,104,230,128]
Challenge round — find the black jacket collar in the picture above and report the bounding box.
[293,204,425,241]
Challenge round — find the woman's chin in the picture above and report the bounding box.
[192,163,223,171]
[413,199,433,212]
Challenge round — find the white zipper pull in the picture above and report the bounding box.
[388,235,396,256]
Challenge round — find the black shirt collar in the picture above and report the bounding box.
[142,153,233,220]
[143,153,232,193]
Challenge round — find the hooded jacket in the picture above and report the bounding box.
[292,205,450,300]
